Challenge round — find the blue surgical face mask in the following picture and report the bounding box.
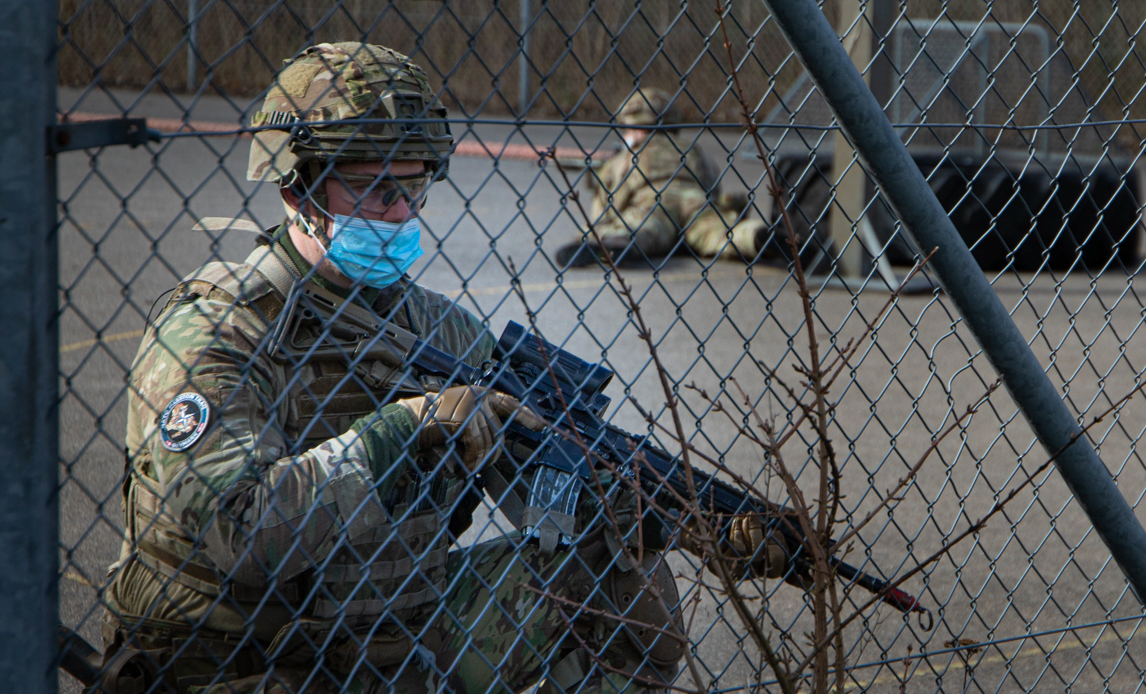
[324,214,424,289]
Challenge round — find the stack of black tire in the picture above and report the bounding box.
[774,154,1141,272]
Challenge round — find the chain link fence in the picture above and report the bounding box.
[50,0,1146,692]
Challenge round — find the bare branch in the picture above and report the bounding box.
[549,145,800,694]
[820,248,938,393]
[830,378,1001,551]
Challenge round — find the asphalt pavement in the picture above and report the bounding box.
[56,87,1146,692]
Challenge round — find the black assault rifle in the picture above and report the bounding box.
[291,285,933,627]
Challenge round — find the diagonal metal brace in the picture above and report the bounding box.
[762,0,1146,606]
[48,118,160,153]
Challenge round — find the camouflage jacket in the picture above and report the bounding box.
[589,132,721,230]
[115,231,493,631]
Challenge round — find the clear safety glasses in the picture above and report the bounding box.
[330,171,432,213]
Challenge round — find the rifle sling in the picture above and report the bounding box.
[244,242,301,299]
[482,465,525,529]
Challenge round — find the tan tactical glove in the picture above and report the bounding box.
[725,514,791,580]
[675,512,791,580]
[397,386,545,471]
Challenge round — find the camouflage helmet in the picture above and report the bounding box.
[617,88,683,127]
[247,42,453,184]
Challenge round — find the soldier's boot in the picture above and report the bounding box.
[754,223,789,264]
[718,191,750,215]
[754,222,828,270]
[555,236,651,269]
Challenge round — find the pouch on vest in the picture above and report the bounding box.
[266,618,439,675]
[100,646,165,694]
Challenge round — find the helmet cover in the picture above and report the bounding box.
[617,88,683,128]
[247,42,453,184]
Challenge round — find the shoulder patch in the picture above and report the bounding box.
[160,393,211,451]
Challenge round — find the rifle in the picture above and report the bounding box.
[58,623,161,692]
[289,285,933,628]
[58,623,101,688]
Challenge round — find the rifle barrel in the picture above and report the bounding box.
[833,559,911,611]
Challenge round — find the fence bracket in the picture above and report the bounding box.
[48,118,159,153]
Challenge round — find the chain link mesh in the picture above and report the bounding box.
[56,1,1146,692]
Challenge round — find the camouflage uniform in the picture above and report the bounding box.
[101,43,686,694]
[558,89,766,266]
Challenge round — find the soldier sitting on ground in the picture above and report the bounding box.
[556,88,779,268]
[98,43,792,694]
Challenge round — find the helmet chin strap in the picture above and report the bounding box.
[298,209,332,252]
[281,168,334,252]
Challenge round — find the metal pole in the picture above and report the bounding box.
[0,0,60,690]
[187,0,199,91]
[827,0,870,279]
[762,0,1146,603]
[868,0,894,109]
[519,0,530,115]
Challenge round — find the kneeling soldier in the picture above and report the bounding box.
[101,43,792,694]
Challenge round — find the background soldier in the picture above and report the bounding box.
[556,88,773,268]
[100,43,789,694]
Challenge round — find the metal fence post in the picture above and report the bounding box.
[827,0,869,279]
[518,0,531,115]
[187,0,199,91]
[761,0,1146,603]
[0,0,60,690]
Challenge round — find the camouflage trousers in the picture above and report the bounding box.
[107,532,682,694]
[596,203,763,261]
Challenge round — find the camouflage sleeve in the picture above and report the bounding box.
[126,291,423,585]
[590,153,630,222]
[397,282,495,369]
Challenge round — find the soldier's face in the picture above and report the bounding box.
[623,128,649,148]
[324,160,427,223]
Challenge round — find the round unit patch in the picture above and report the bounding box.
[160,393,210,452]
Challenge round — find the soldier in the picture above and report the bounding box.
[556,88,774,268]
[100,43,790,694]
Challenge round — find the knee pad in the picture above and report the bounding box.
[606,552,685,669]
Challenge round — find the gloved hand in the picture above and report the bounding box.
[724,514,791,580]
[673,511,792,580]
[398,386,545,471]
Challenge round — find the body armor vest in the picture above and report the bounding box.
[128,247,474,624]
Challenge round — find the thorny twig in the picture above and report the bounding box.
[819,250,937,393]
[829,378,1002,552]
[797,381,1146,671]
[548,150,798,694]
[647,257,959,684]
[898,645,914,694]
[713,6,841,687]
